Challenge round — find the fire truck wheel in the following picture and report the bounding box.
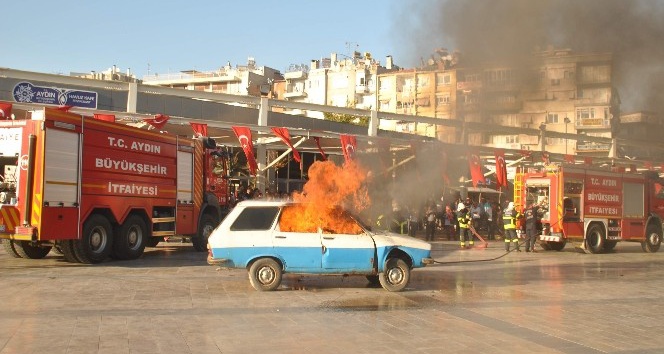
[59,240,81,263]
[603,241,618,252]
[379,258,410,292]
[74,214,113,264]
[547,241,566,251]
[642,224,662,253]
[2,239,22,258]
[539,242,552,251]
[146,237,162,247]
[585,224,606,254]
[248,258,283,291]
[13,241,51,259]
[193,214,218,252]
[52,244,64,255]
[113,215,148,260]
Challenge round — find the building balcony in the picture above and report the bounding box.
[456,81,483,92]
[576,118,610,128]
[484,101,523,112]
[576,142,610,152]
[284,71,307,80]
[284,90,307,99]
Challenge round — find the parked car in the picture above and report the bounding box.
[207,200,433,291]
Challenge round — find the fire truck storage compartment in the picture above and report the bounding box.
[176,149,195,235]
[525,179,551,219]
[41,127,80,239]
[622,182,645,238]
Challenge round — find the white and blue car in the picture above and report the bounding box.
[207,200,433,291]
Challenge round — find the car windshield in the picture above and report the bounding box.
[278,204,367,235]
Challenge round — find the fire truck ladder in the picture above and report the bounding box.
[513,167,524,209]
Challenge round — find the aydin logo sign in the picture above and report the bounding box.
[13,81,98,109]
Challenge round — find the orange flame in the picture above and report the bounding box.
[279,160,370,234]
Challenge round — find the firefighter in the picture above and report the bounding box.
[502,201,521,252]
[524,202,540,252]
[457,203,473,249]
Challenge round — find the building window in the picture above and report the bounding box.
[436,73,451,86]
[436,94,450,105]
[577,108,595,119]
[546,113,559,124]
[417,76,429,87]
[505,135,518,144]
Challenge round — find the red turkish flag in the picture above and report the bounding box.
[468,150,486,187]
[313,137,327,161]
[93,114,115,122]
[0,103,13,119]
[232,126,258,176]
[189,122,208,137]
[271,127,301,163]
[441,150,450,185]
[564,154,575,164]
[340,134,357,163]
[144,114,169,130]
[494,149,508,188]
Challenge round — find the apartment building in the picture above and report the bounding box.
[376,47,619,155]
[142,57,283,97]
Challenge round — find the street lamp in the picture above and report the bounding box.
[564,117,571,154]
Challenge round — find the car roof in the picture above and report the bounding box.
[234,200,289,208]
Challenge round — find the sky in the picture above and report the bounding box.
[4,0,409,78]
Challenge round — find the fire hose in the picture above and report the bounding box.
[430,225,530,265]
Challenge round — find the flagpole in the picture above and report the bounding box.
[260,137,307,171]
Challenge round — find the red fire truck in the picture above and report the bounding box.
[0,106,230,263]
[514,165,664,253]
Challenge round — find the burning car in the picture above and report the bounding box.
[207,200,433,291]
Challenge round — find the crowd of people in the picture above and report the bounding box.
[381,194,547,252]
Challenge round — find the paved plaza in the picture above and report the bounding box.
[1,239,664,354]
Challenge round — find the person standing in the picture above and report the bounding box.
[457,203,473,249]
[443,205,456,241]
[502,202,521,252]
[484,199,495,240]
[425,206,436,241]
[524,202,540,252]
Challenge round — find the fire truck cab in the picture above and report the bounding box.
[514,165,664,254]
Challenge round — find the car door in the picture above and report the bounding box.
[272,205,322,271]
[320,211,375,272]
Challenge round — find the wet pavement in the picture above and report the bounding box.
[1,239,664,353]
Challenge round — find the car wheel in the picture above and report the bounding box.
[248,258,282,291]
[366,275,380,286]
[379,258,410,292]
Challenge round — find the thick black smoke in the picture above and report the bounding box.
[395,0,664,112]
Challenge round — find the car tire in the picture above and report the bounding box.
[584,224,605,254]
[642,224,662,253]
[113,215,148,260]
[379,258,410,292]
[248,258,282,291]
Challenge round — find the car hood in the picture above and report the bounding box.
[369,230,432,251]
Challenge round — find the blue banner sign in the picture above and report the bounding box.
[12,81,98,109]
